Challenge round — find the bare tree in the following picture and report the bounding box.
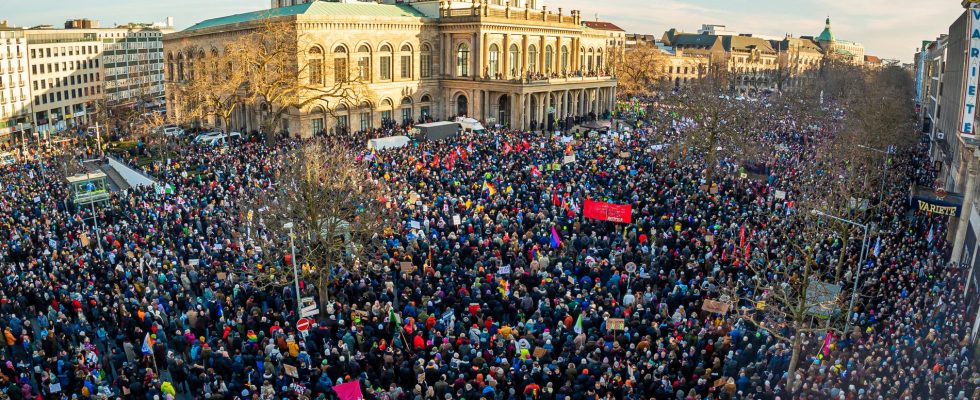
[239,19,372,139]
[248,140,388,306]
[722,206,849,393]
[170,18,372,139]
[664,77,761,183]
[616,43,671,98]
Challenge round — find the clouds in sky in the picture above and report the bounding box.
[556,0,964,61]
[6,0,966,61]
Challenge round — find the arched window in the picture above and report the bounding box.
[508,44,520,78]
[587,48,594,72]
[399,44,413,79]
[596,49,603,73]
[308,47,323,85]
[356,44,371,81]
[544,45,553,74]
[456,43,470,77]
[379,44,393,80]
[560,46,569,73]
[580,47,586,72]
[334,45,348,82]
[186,52,195,80]
[210,49,219,82]
[166,53,174,82]
[420,43,432,78]
[528,45,537,74]
[488,44,500,77]
[197,50,205,79]
[177,53,185,81]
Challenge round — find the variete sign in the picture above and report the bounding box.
[911,185,964,217]
[916,200,960,216]
[962,7,980,136]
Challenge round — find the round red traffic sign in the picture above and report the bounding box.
[297,318,311,332]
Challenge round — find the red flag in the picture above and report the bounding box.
[739,225,746,248]
[333,381,363,400]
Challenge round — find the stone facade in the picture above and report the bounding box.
[164,0,619,138]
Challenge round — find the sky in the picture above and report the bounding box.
[4,0,968,62]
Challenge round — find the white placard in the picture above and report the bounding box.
[453,215,461,225]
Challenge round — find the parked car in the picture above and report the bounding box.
[200,131,242,146]
[194,131,222,143]
[155,125,185,137]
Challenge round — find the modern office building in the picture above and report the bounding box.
[0,19,171,140]
[165,0,621,137]
[0,30,32,149]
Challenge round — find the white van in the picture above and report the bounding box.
[0,152,16,166]
[156,125,185,137]
[202,132,242,146]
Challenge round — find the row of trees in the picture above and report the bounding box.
[654,62,916,390]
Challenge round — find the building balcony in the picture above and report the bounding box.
[440,4,581,26]
[456,70,614,85]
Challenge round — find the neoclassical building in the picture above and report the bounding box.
[164,0,620,137]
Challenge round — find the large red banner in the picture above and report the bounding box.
[583,199,632,223]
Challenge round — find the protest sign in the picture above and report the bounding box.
[400,262,415,274]
[701,299,730,314]
[606,318,625,331]
[583,199,633,224]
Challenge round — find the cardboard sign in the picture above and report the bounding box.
[80,233,90,247]
[563,155,576,165]
[774,190,786,200]
[533,347,548,358]
[498,265,511,275]
[453,215,461,226]
[705,235,714,243]
[606,318,625,331]
[710,184,719,194]
[216,272,227,280]
[283,364,298,378]
[701,299,730,314]
[400,262,415,274]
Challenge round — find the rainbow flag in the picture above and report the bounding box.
[141,333,156,355]
[483,181,497,196]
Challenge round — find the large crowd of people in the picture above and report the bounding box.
[0,94,975,400]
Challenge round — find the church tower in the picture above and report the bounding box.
[816,16,835,53]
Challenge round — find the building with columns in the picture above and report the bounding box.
[164,0,619,137]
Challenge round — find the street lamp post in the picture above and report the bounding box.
[283,222,301,318]
[812,209,868,334]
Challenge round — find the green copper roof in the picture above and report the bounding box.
[816,16,835,42]
[185,1,427,32]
